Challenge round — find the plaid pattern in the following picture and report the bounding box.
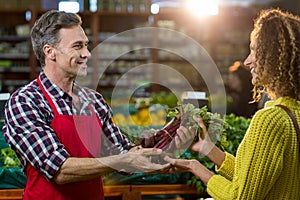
[2,71,134,180]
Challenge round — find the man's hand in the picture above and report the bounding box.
[99,148,171,174]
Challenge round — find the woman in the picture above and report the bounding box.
[165,8,300,199]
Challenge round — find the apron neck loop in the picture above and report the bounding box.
[37,76,59,116]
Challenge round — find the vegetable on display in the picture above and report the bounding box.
[1,147,20,168]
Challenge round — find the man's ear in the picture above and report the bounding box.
[43,45,56,61]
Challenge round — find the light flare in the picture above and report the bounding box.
[186,0,219,17]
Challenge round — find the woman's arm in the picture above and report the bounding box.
[164,157,214,184]
[175,116,226,167]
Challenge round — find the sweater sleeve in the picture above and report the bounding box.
[207,107,288,199]
[215,152,235,181]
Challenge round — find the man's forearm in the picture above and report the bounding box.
[53,157,116,184]
[53,148,169,184]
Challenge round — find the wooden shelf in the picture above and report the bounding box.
[0,10,28,26]
[0,184,201,200]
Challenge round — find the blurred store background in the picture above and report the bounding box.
[0,0,299,123]
[0,1,300,199]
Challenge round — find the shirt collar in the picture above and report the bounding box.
[39,71,67,100]
[39,71,91,104]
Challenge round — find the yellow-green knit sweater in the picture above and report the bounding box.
[207,97,300,199]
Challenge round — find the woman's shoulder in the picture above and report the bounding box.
[254,97,299,120]
[250,106,290,129]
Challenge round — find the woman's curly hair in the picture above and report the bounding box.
[251,8,300,102]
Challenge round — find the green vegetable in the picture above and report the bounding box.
[167,104,228,145]
[1,147,21,168]
[222,114,250,154]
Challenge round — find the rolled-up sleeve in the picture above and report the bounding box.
[93,92,135,155]
[3,92,70,180]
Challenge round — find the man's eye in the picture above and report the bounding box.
[74,44,83,49]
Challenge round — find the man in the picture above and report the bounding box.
[2,10,169,200]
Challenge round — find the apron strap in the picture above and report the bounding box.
[37,76,59,116]
[276,104,300,152]
[38,76,96,117]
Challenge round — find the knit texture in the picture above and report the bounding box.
[207,96,300,199]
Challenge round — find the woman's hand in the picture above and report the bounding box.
[189,116,215,156]
[174,116,215,156]
[164,156,196,173]
[164,156,213,184]
[173,116,226,168]
[174,125,196,150]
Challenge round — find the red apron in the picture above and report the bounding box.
[23,77,104,200]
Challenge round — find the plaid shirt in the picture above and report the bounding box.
[2,71,134,180]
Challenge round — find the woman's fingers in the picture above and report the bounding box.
[193,116,208,133]
[174,126,195,148]
[164,156,191,173]
[164,155,175,164]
